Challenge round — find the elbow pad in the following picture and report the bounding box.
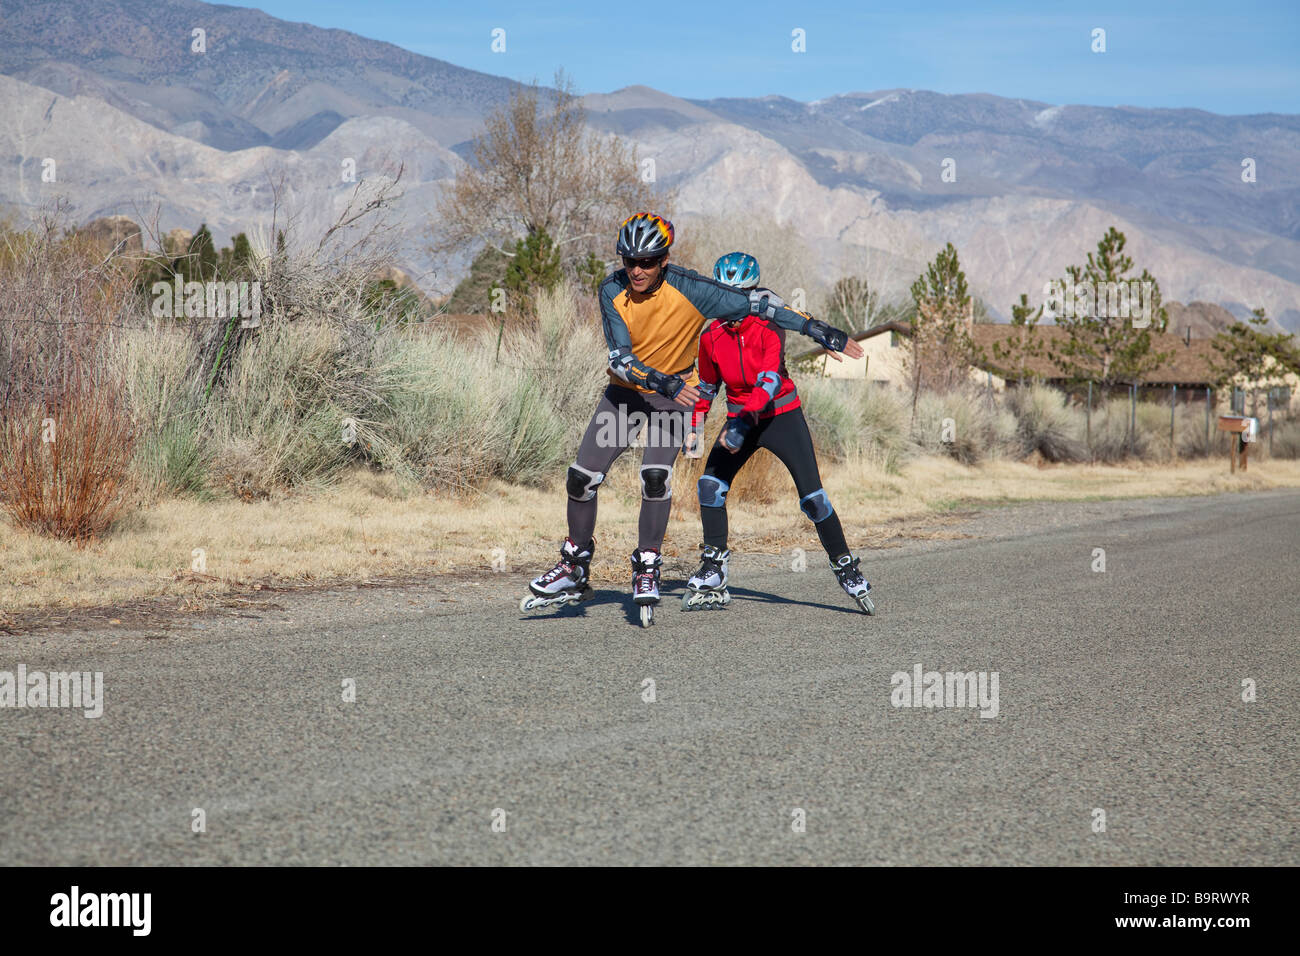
[607,346,635,382]
[748,289,785,320]
[755,370,780,399]
[801,318,849,352]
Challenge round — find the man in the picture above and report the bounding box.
[521,213,863,626]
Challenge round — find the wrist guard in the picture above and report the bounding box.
[647,369,685,399]
[801,318,849,352]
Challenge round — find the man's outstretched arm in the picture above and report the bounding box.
[668,271,864,360]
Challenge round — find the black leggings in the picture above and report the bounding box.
[698,407,848,559]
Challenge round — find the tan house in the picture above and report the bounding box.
[793,321,912,386]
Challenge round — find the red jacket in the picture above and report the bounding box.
[693,314,801,429]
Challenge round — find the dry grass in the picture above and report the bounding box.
[4,455,1299,614]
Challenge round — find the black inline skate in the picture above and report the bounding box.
[830,553,875,614]
[520,537,594,612]
[682,545,731,611]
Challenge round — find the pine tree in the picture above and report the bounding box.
[1209,307,1300,417]
[576,251,606,296]
[445,244,509,313]
[505,228,562,299]
[186,224,218,282]
[990,293,1047,387]
[907,242,978,405]
[1046,227,1171,391]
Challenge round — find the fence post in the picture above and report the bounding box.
[1086,381,1092,458]
[1129,383,1137,456]
[1269,388,1274,456]
[1205,386,1211,455]
[1171,384,1177,459]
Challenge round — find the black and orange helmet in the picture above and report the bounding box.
[616,212,674,258]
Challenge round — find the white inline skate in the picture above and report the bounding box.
[831,553,875,615]
[630,548,662,627]
[520,537,594,613]
[682,545,732,611]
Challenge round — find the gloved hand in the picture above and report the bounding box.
[801,317,849,352]
[721,415,753,452]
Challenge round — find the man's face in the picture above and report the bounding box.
[624,254,666,293]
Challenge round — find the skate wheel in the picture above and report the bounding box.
[719,590,731,606]
[858,594,876,615]
[640,604,654,627]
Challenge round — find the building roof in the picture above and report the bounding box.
[795,321,1223,386]
[967,325,1220,386]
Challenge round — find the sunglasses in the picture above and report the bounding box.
[622,256,664,271]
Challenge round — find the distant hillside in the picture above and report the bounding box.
[2,0,1298,330]
[0,0,522,150]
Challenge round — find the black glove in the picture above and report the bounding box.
[801,317,849,352]
[721,415,753,451]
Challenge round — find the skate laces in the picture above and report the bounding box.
[539,561,576,585]
[834,555,864,586]
[632,550,660,592]
[541,540,589,584]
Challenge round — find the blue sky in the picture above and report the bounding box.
[241,0,1299,114]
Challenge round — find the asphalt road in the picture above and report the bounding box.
[2,491,1298,865]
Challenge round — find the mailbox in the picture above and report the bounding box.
[1216,415,1258,472]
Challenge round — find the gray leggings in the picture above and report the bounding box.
[567,384,686,552]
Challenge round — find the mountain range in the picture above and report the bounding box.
[2,0,1298,330]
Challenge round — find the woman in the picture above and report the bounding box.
[684,252,875,614]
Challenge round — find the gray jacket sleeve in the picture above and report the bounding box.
[664,267,821,335]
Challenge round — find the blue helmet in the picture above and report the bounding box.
[713,252,760,290]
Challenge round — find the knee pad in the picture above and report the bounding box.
[566,463,605,502]
[640,465,672,501]
[697,475,730,509]
[799,488,834,523]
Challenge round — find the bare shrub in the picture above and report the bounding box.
[0,364,135,542]
[0,207,141,540]
[911,389,1014,465]
[1006,384,1087,462]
